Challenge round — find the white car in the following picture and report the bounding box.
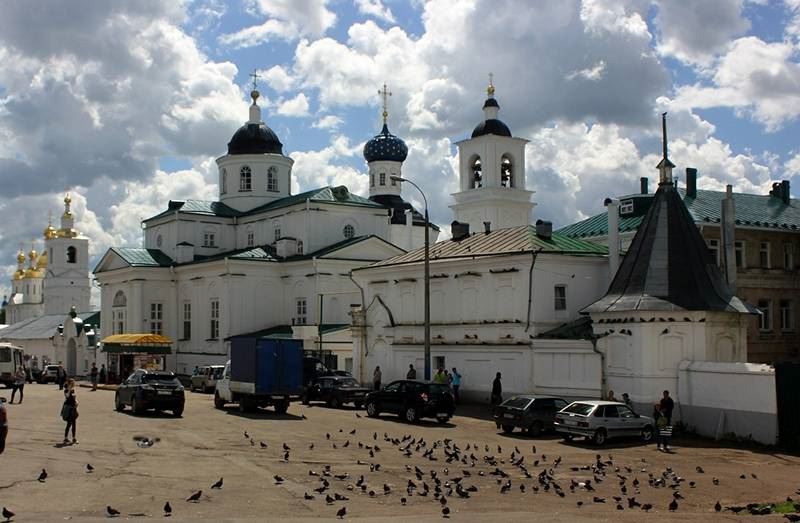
[554,400,654,445]
[191,365,225,393]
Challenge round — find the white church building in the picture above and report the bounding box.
[93,85,437,376]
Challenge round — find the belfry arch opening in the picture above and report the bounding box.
[501,154,514,188]
[470,156,482,188]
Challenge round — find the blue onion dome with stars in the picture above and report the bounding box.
[363,123,409,163]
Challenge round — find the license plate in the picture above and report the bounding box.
[504,413,515,419]
[157,390,171,395]
[437,413,447,417]
[354,392,364,396]
[272,396,285,400]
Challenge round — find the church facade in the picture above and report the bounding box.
[93,85,436,375]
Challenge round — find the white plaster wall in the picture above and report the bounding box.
[678,361,776,414]
[531,339,602,398]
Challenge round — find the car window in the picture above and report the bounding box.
[320,379,333,389]
[429,383,450,395]
[554,399,568,410]
[602,405,619,418]
[383,382,401,392]
[338,378,359,387]
[617,405,636,418]
[502,396,532,409]
[143,373,179,384]
[213,368,224,379]
[535,398,554,410]
[564,402,595,416]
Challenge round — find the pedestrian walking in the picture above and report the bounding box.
[61,379,79,445]
[450,368,462,403]
[10,367,25,404]
[90,363,98,391]
[655,404,672,451]
[56,362,66,390]
[659,390,675,425]
[406,364,417,380]
[373,366,382,391]
[99,364,107,385]
[491,372,503,407]
[0,397,7,454]
[433,367,448,384]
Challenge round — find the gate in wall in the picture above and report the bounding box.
[775,362,800,451]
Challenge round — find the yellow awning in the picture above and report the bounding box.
[101,334,173,345]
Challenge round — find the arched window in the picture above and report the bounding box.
[66,246,77,264]
[370,173,375,187]
[343,224,355,239]
[501,155,513,188]
[267,166,278,192]
[471,156,482,188]
[297,240,304,254]
[379,173,386,186]
[221,168,227,194]
[113,290,127,307]
[240,165,252,192]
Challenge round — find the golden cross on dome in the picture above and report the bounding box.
[379,83,392,124]
[249,69,261,91]
[487,72,495,97]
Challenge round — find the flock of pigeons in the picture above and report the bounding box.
[3,413,800,520]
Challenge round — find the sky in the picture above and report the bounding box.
[1,0,800,304]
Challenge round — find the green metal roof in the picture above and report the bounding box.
[111,248,174,267]
[145,200,241,221]
[226,324,349,341]
[557,188,800,239]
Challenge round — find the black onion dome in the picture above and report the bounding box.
[363,124,408,163]
[482,97,499,109]
[227,123,283,155]
[471,118,512,138]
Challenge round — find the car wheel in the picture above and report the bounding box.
[114,393,125,411]
[172,406,184,417]
[404,406,418,423]
[214,391,225,409]
[366,401,379,418]
[528,421,543,437]
[561,434,574,442]
[353,401,363,409]
[131,395,143,415]
[274,400,289,415]
[592,428,607,446]
[641,425,654,443]
[501,424,515,434]
[329,396,341,409]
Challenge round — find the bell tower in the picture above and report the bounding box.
[43,194,91,314]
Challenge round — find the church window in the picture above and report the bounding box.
[113,290,127,307]
[554,285,567,311]
[343,224,355,239]
[203,232,216,248]
[267,166,278,192]
[209,299,220,339]
[295,298,307,325]
[471,157,482,188]
[67,246,77,264]
[182,302,191,340]
[240,165,252,192]
[221,168,227,194]
[274,227,281,242]
[500,155,513,188]
[370,173,375,187]
[149,303,163,335]
[297,240,304,254]
[391,173,397,186]
[246,230,254,247]
[379,173,386,186]
[113,309,126,335]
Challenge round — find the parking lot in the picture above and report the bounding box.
[1,383,799,522]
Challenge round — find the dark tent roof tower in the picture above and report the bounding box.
[584,113,755,314]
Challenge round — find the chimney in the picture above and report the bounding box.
[451,221,470,241]
[640,177,648,195]
[686,167,697,198]
[782,180,791,204]
[276,237,298,258]
[483,221,491,234]
[535,219,552,239]
[721,184,737,292]
[605,198,620,278]
[175,242,195,264]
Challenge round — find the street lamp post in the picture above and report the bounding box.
[390,175,431,381]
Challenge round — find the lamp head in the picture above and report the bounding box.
[390,175,405,183]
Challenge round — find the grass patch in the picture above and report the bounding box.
[772,500,799,514]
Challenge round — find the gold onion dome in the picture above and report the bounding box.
[36,251,48,269]
[16,250,26,264]
[44,223,57,239]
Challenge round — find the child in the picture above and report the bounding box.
[655,404,672,451]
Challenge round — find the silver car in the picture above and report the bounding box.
[190,365,225,393]
[554,400,654,446]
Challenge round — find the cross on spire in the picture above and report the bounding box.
[249,69,261,91]
[661,112,668,161]
[487,72,495,97]
[379,83,392,124]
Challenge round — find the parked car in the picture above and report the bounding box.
[364,380,455,424]
[302,375,370,408]
[38,365,60,384]
[554,400,654,445]
[493,395,568,436]
[190,365,225,393]
[115,369,185,417]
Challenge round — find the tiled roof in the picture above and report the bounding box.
[365,225,607,268]
[226,324,349,341]
[145,200,241,221]
[0,311,100,340]
[112,248,174,267]
[558,188,800,239]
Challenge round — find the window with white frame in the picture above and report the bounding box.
[780,299,793,331]
[297,240,304,254]
[295,298,307,324]
[182,302,191,340]
[247,230,254,247]
[274,227,281,242]
[620,199,634,215]
[239,165,252,191]
[760,241,770,268]
[785,243,794,271]
[267,166,278,192]
[113,309,126,335]
[210,299,220,339]
[149,303,163,335]
[758,299,771,331]
[554,285,567,311]
[707,239,720,266]
[343,224,355,239]
[203,231,216,247]
[735,240,745,269]
[379,172,386,186]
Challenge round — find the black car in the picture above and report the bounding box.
[115,369,185,417]
[364,380,455,424]
[493,395,568,436]
[302,376,370,408]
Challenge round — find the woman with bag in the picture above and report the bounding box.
[10,366,25,404]
[61,379,78,445]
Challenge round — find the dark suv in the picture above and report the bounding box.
[493,395,568,436]
[365,380,455,424]
[115,370,185,417]
[302,376,371,409]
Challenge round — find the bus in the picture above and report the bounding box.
[0,343,24,388]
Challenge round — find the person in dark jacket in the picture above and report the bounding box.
[406,364,417,380]
[659,390,675,425]
[62,379,79,445]
[491,372,502,406]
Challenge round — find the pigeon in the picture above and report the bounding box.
[401,497,407,505]
[326,495,335,505]
[244,431,249,438]
[714,501,722,512]
[211,478,223,489]
[260,442,267,448]
[355,413,361,418]
[283,443,291,451]
[695,466,705,474]
[642,503,653,512]
[712,477,720,486]
[784,515,800,523]
[2,507,15,521]
[106,506,120,517]
[163,502,172,517]
[86,464,94,473]
[442,506,451,518]
[274,475,285,484]
[336,506,347,519]
[309,443,315,450]
[186,490,202,502]
[669,499,678,511]
[576,501,584,509]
